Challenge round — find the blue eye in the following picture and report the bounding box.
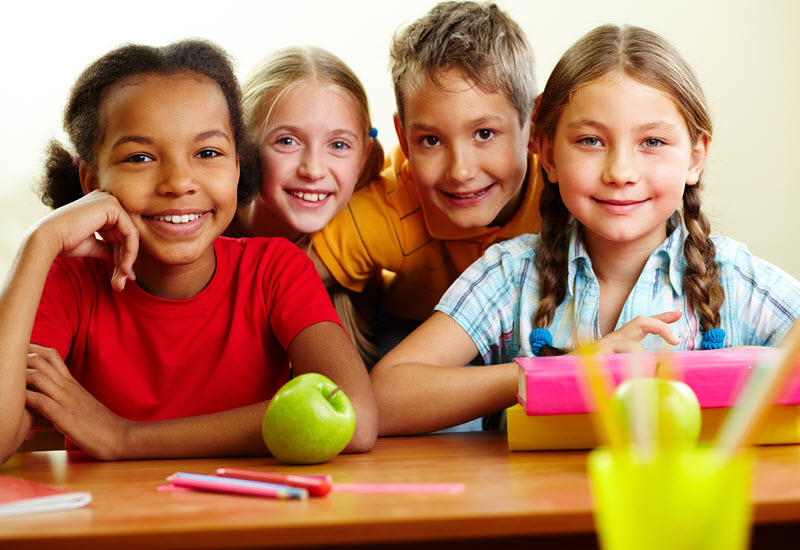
[330,141,350,151]
[277,137,297,146]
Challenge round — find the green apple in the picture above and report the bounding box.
[608,378,702,449]
[262,373,356,465]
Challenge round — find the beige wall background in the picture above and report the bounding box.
[2,0,798,281]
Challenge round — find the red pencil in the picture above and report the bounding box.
[216,468,332,497]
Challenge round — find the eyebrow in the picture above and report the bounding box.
[408,115,505,133]
[267,125,360,139]
[566,118,678,133]
[110,129,232,150]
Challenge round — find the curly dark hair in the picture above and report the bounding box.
[39,39,258,209]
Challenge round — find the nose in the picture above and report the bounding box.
[157,157,196,196]
[602,146,639,187]
[447,143,479,185]
[297,146,325,181]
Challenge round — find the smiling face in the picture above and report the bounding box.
[82,72,239,290]
[255,81,370,239]
[538,73,708,255]
[396,69,532,231]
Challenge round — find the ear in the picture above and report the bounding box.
[393,113,410,159]
[686,133,710,186]
[535,134,558,184]
[78,162,99,195]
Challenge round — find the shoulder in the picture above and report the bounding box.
[218,236,311,277]
[712,235,798,285]
[712,234,800,310]
[49,256,112,289]
[482,233,541,264]
[456,233,540,289]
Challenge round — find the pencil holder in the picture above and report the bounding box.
[587,447,753,550]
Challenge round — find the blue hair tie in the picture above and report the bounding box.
[368,127,378,138]
[529,328,553,356]
[701,328,725,350]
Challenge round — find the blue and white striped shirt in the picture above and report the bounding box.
[436,222,800,365]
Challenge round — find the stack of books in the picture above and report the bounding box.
[507,348,800,451]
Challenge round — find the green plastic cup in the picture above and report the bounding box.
[587,447,753,550]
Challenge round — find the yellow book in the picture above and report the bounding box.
[507,403,800,451]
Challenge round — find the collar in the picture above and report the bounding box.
[566,213,686,296]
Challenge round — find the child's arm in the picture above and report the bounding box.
[370,312,519,436]
[0,191,138,465]
[308,245,336,288]
[287,321,378,453]
[25,345,270,460]
[25,321,378,460]
[371,311,685,436]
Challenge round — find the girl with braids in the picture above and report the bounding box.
[0,40,376,465]
[370,24,800,436]
[226,46,384,366]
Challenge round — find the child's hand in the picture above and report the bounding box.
[24,344,130,461]
[32,190,138,291]
[592,311,682,354]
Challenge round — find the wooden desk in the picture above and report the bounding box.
[1,432,800,549]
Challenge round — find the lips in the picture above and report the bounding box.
[441,183,496,203]
[593,197,648,214]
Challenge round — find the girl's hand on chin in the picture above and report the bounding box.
[33,190,138,291]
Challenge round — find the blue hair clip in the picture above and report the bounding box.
[700,328,725,350]
[368,127,378,138]
[529,328,553,357]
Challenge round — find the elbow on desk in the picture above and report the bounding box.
[345,412,378,454]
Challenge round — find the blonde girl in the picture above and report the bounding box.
[228,46,385,364]
[369,24,800,435]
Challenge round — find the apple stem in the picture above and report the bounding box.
[327,387,341,402]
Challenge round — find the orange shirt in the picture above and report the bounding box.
[312,146,543,321]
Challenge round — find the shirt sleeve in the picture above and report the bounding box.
[435,240,527,364]
[717,238,800,347]
[311,177,405,293]
[263,239,343,349]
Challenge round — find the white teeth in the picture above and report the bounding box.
[289,191,329,202]
[153,213,203,223]
[450,190,482,199]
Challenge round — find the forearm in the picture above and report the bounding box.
[0,230,59,464]
[370,361,519,436]
[289,322,378,454]
[116,402,269,460]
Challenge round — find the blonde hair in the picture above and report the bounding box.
[533,24,722,354]
[240,46,384,365]
[389,1,537,127]
[241,46,384,192]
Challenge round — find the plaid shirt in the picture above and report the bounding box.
[436,221,800,365]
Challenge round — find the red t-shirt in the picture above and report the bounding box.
[32,237,340,427]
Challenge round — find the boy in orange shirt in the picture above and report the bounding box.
[311,1,541,354]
